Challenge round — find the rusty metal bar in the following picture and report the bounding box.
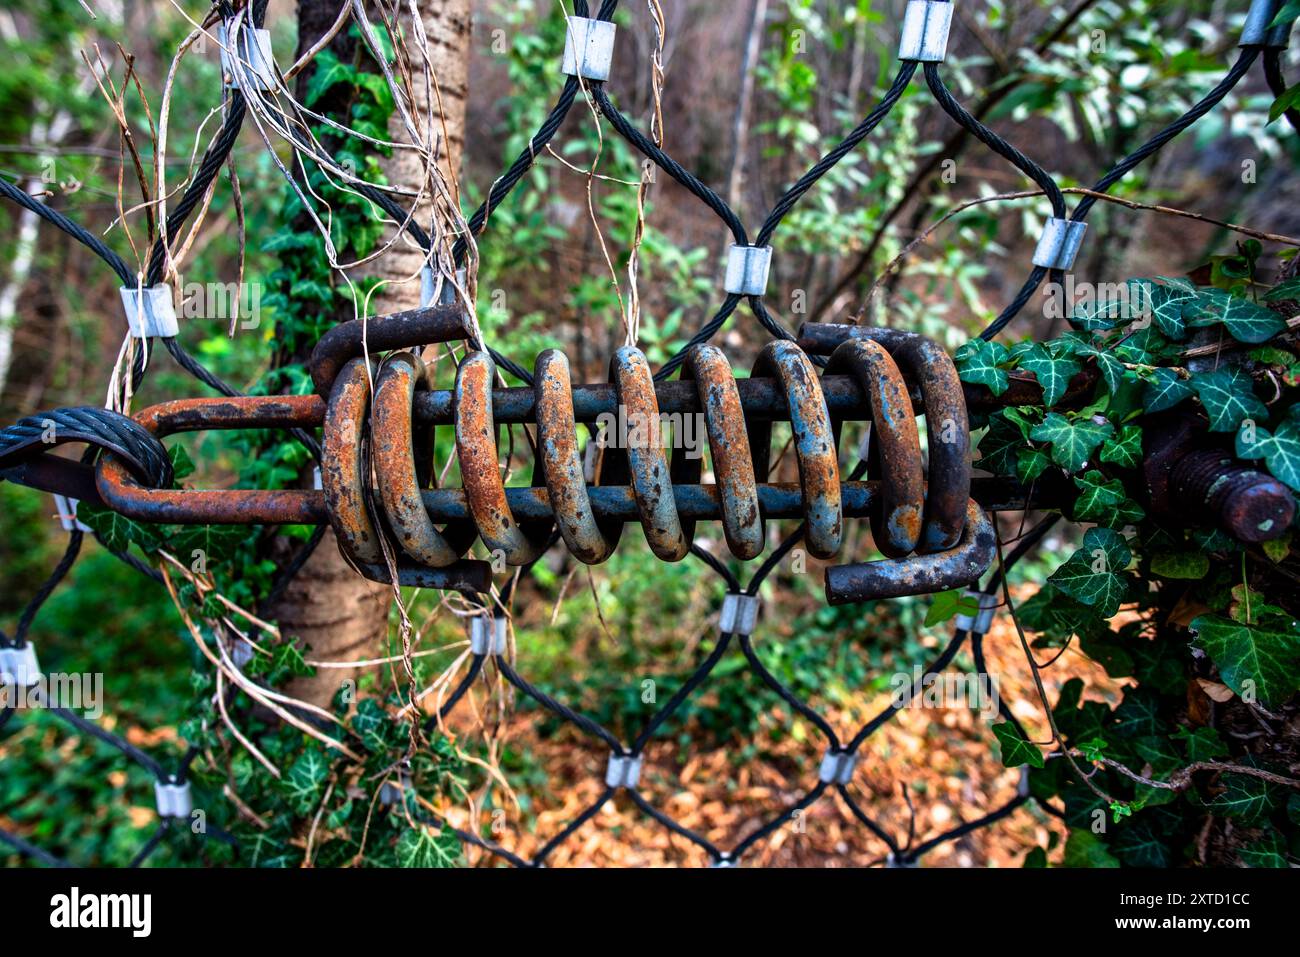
[96,395,327,524]
[410,373,1030,425]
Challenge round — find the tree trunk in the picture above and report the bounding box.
[373,1,470,289]
[271,0,470,709]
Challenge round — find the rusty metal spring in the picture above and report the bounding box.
[317,328,995,605]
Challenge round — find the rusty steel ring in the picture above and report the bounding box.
[748,340,842,560]
[455,351,553,565]
[892,334,971,553]
[671,345,764,561]
[604,346,688,562]
[824,338,924,558]
[372,353,473,567]
[853,329,971,553]
[321,358,383,565]
[535,349,623,564]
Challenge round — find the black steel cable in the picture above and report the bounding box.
[924,62,1066,218]
[144,0,269,285]
[0,405,174,488]
[1074,49,1258,221]
[12,531,82,645]
[0,177,133,284]
[592,86,748,244]
[981,50,1260,338]
[755,62,919,245]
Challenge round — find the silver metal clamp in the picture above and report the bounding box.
[1031,218,1087,271]
[52,494,92,533]
[380,769,411,806]
[720,593,761,637]
[723,244,773,296]
[604,752,643,789]
[470,614,509,656]
[561,17,616,82]
[817,748,860,785]
[421,265,468,308]
[219,23,276,91]
[0,643,41,689]
[954,589,998,635]
[898,1,953,62]
[119,284,179,338]
[1241,0,1285,46]
[154,779,194,818]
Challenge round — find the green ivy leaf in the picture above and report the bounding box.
[1069,297,1122,331]
[1249,345,1297,364]
[1062,829,1120,868]
[1098,425,1143,469]
[75,502,162,554]
[168,444,195,482]
[924,589,980,627]
[1023,846,1049,868]
[304,49,353,108]
[993,721,1044,768]
[168,525,247,567]
[1074,341,1128,395]
[1072,470,1145,528]
[1149,550,1210,580]
[1142,367,1194,413]
[1078,737,1108,761]
[1262,531,1292,564]
[1235,417,1300,492]
[975,414,1027,476]
[1029,413,1113,472]
[1269,79,1300,124]
[1273,1,1300,31]
[1238,833,1287,868]
[954,339,1010,396]
[1146,277,1200,340]
[1191,368,1267,432]
[1188,288,1288,343]
[1047,527,1133,618]
[1263,276,1300,302]
[1174,726,1228,763]
[1191,613,1300,708]
[1017,445,1052,483]
[1019,342,1081,407]
[395,826,461,868]
[1203,769,1284,825]
[280,748,330,815]
[352,698,403,752]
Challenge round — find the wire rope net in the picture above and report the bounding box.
[0,0,1294,867]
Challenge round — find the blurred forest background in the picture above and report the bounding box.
[2,0,1298,866]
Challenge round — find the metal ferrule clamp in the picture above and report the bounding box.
[562,17,616,82]
[1031,218,1088,270]
[899,1,953,62]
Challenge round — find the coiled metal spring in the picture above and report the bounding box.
[313,312,995,605]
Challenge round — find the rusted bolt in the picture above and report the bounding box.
[1170,449,1295,543]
